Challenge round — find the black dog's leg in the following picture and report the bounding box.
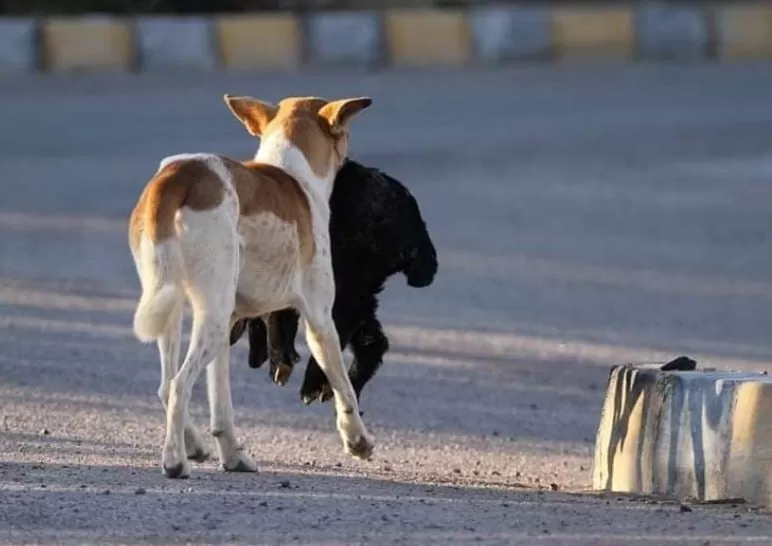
[246,318,269,369]
[231,317,270,370]
[229,318,248,346]
[300,358,330,405]
[266,309,302,386]
[348,314,389,400]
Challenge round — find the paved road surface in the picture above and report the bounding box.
[2,64,772,544]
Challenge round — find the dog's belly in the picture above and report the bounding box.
[235,216,301,318]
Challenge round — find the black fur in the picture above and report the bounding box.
[229,158,437,404]
[660,356,697,372]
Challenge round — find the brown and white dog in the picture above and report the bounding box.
[128,94,374,479]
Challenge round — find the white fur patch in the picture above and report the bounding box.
[254,134,335,202]
[158,153,217,173]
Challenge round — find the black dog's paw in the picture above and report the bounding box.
[300,380,333,405]
[270,361,294,386]
[268,350,300,386]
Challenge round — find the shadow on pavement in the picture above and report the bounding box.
[1,460,771,545]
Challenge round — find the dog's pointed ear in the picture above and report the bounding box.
[223,94,278,136]
[319,97,372,136]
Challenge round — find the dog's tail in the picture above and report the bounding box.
[134,259,183,343]
[133,235,185,344]
[131,167,188,343]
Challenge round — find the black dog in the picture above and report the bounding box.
[230,158,437,404]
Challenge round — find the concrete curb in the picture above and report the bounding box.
[550,5,635,61]
[0,18,36,73]
[216,13,300,71]
[635,2,710,61]
[715,3,772,60]
[306,11,382,67]
[135,16,216,71]
[592,364,772,507]
[468,6,550,63]
[4,3,772,74]
[385,9,470,66]
[41,15,133,72]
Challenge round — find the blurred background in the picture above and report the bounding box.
[0,0,675,14]
[2,1,772,539]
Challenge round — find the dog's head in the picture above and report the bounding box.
[223,95,371,195]
[403,235,438,288]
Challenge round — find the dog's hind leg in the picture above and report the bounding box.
[156,303,210,463]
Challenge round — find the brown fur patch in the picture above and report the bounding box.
[222,157,315,263]
[129,159,224,250]
[265,98,340,179]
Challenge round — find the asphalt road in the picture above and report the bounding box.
[2,63,772,544]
